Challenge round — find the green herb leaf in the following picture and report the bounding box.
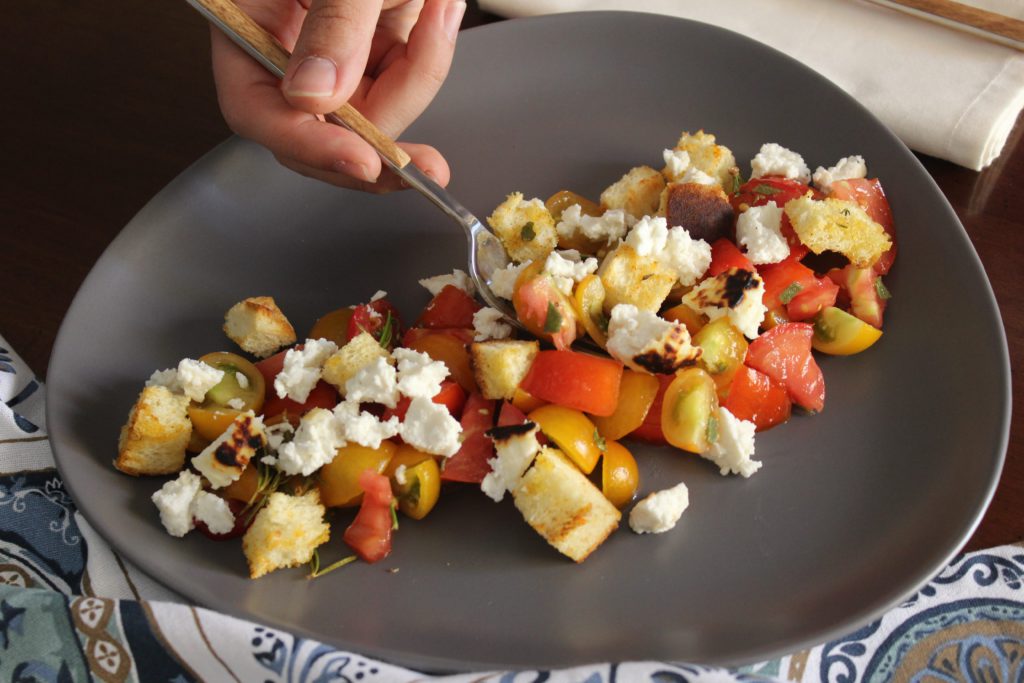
[390,501,400,531]
[543,302,563,334]
[874,277,892,300]
[752,184,782,196]
[706,415,719,444]
[378,311,395,349]
[520,221,536,242]
[593,429,607,451]
[730,168,743,195]
[779,282,803,305]
[596,312,610,334]
[308,549,358,579]
[841,208,851,217]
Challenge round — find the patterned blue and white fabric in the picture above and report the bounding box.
[1,332,1021,682]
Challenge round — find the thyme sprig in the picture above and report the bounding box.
[308,549,358,579]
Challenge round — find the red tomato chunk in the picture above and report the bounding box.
[519,350,623,417]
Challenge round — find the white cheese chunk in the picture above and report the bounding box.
[344,410,401,450]
[629,481,690,534]
[393,347,449,399]
[736,201,790,265]
[679,166,717,186]
[235,372,249,390]
[419,269,476,297]
[472,307,513,342]
[812,155,867,194]
[151,470,203,538]
[146,359,224,402]
[751,143,811,183]
[191,491,236,535]
[274,339,339,403]
[344,356,400,408]
[624,216,711,287]
[703,407,761,477]
[370,289,387,302]
[273,407,346,476]
[663,148,691,182]
[543,250,599,294]
[606,304,700,374]
[489,260,531,300]
[191,412,266,489]
[480,423,541,502]
[400,397,462,457]
[555,204,634,246]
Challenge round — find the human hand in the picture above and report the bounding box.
[210,0,466,193]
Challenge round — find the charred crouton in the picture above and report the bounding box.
[191,411,267,489]
[471,340,540,400]
[598,244,677,313]
[242,490,330,579]
[487,192,558,263]
[512,448,621,562]
[223,296,297,359]
[322,332,393,395]
[659,182,735,243]
[600,166,665,219]
[115,385,192,476]
[672,130,738,189]
[785,195,892,268]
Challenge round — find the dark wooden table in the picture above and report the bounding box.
[3,1,1019,552]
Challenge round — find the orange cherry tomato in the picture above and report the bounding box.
[222,464,260,504]
[318,441,396,508]
[528,404,602,474]
[601,440,640,508]
[572,274,609,348]
[591,370,660,441]
[662,303,706,337]
[511,387,548,414]
[308,307,354,346]
[403,330,478,394]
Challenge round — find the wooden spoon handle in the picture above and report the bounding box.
[866,0,1024,50]
[189,0,412,168]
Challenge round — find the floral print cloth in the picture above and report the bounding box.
[1,333,1020,682]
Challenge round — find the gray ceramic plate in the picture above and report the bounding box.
[48,12,1010,672]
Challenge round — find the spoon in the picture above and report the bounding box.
[185,0,525,331]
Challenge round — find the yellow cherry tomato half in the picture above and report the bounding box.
[662,303,707,337]
[405,330,478,394]
[590,370,660,441]
[693,317,748,400]
[318,441,396,508]
[572,274,609,348]
[511,387,548,414]
[308,306,355,346]
[188,352,266,441]
[545,190,603,252]
[812,306,883,355]
[662,367,719,454]
[393,458,441,520]
[601,440,640,508]
[527,404,602,474]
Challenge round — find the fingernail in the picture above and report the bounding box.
[335,159,377,183]
[444,1,467,42]
[286,56,338,97]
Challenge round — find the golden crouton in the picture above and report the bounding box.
[785,195,892,268]
[658,182,735,243]
[599,244,677,313]
[223,296,297,359]
[322,332,392,395]
[471,340,540,400]
[115,385,192,476]
[487,192,558,263]
[242,490,330,579]
[513,448,621,562]
[672,130,738,189]
[600,165,666,219]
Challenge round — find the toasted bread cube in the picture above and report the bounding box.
[513,448,621,562]
[658,182,735,243]
[242,490,330,579]
[487,192,558,263]
[471,340,540,400]
[785,195,892,268]
[321,332,392,395]
[672,130,737,189]
[600,165,665,219]
[115,386,192,476]
[598,244,677,313]
[223,296,297,359]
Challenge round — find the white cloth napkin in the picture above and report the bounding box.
[478,0,1024,171]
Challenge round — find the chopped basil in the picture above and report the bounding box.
[543,302,563,334]
[706,415,719,444]
[729,168,743,195]
[875,277,892,300]
[520,221,536,242]
[308,549,357,579]
[752,184,782,196]
[593,429,607,451]
[841,208,852,217]
[595,311,610,334]
[779,282,803,304]
[378,311,395,349]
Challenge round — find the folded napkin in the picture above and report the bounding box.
[478,0,1024,171]
[3,330,1023,682]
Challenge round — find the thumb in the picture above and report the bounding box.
[282,0,384,115]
